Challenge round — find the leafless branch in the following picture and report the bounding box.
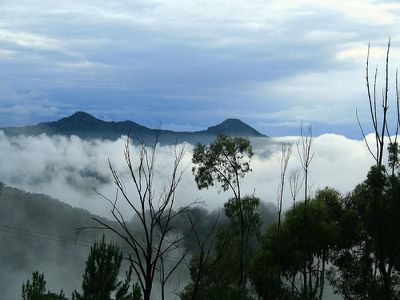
[83,135,195,300]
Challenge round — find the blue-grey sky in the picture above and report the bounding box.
[1,0,400,136]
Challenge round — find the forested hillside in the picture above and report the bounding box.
[0,185,106,299]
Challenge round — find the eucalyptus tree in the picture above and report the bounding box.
[337,38,400,299]
[192,135,253,288]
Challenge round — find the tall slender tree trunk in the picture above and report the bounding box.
[237,175,245,289]
[303,169,308,299]
[319,252,326,300]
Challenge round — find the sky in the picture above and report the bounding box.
[1,0,400,136]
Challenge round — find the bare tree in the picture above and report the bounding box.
[357,38,397,167]
[277,143,293,235]
[289,168,303,210]
[88,136,194,300]
[355,38,400,300]
[387,69,400,175]
[276,143,292,292]
[184,211,220,300]
[296,123,314,299]
[287,167,303,297]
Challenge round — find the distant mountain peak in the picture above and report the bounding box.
[219,118,247,126]
[60,111,101,122]
[206,118,265,137]
[69,111,94,118]
[1,111,267,142]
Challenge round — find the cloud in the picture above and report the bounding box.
[0,86,68,126]
[0,133,379,219]
[0,29,63,50]
[0,0,399,135]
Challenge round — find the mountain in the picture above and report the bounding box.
[0,183,277,299]
[206,118,264,137]
[0,185,109,299]
[1,111,267,144]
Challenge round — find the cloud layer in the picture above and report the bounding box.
[0,1,400,135]
[0,132,378,219]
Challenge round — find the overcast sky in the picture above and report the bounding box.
[1,0,400,137]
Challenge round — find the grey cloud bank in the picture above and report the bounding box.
[0,132,376,218]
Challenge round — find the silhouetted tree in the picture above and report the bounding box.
[343,38,400,299]
[296,124,314,299]
[178,210,219,300]
[73,235,141,300]
[276,143,292,296]
[192,135,253,289]
[181,195,261,300]
[252,188,341,299]
[22,271,67,300]
[87,136,191,300]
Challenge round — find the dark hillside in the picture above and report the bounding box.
[1,111,267,144]
[0,185,108,299]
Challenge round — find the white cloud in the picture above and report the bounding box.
[0,29,63,50]
[321,0,400,25]
[337,42,400,63]
[0,133,380,219]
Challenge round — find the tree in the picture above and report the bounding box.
[86,136,191,300]
[289,168,303,209]
[224,195,261,284]
[357,39,394,167]
[72,235,141,300]
[276,143,292,295]
[22,271,67,300]
[296,124,314,299]
[341,38,400,299]
[181,195,261,300]
[329,165,400,299]
[179,210,220,300]
[251,188,341,299]
[192,135,253,289]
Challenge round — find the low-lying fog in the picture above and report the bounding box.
[0,131,378,218]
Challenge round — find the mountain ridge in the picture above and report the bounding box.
[1,111,267,144]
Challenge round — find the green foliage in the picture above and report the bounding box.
[388,142,400,171]
[130,283,143,300]
[192,135,253,193]
[224,196,261,235]
[224,196,262,267]
[181,196,261,300]
[192,135,254,291]
[251,188,342,299]
[328,165,400,299]
[73,236,142,300]
[180,229,253,300]
[22,271,67,300]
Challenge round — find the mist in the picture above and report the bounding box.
[0,131,382,299]
[0,131,377,218]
